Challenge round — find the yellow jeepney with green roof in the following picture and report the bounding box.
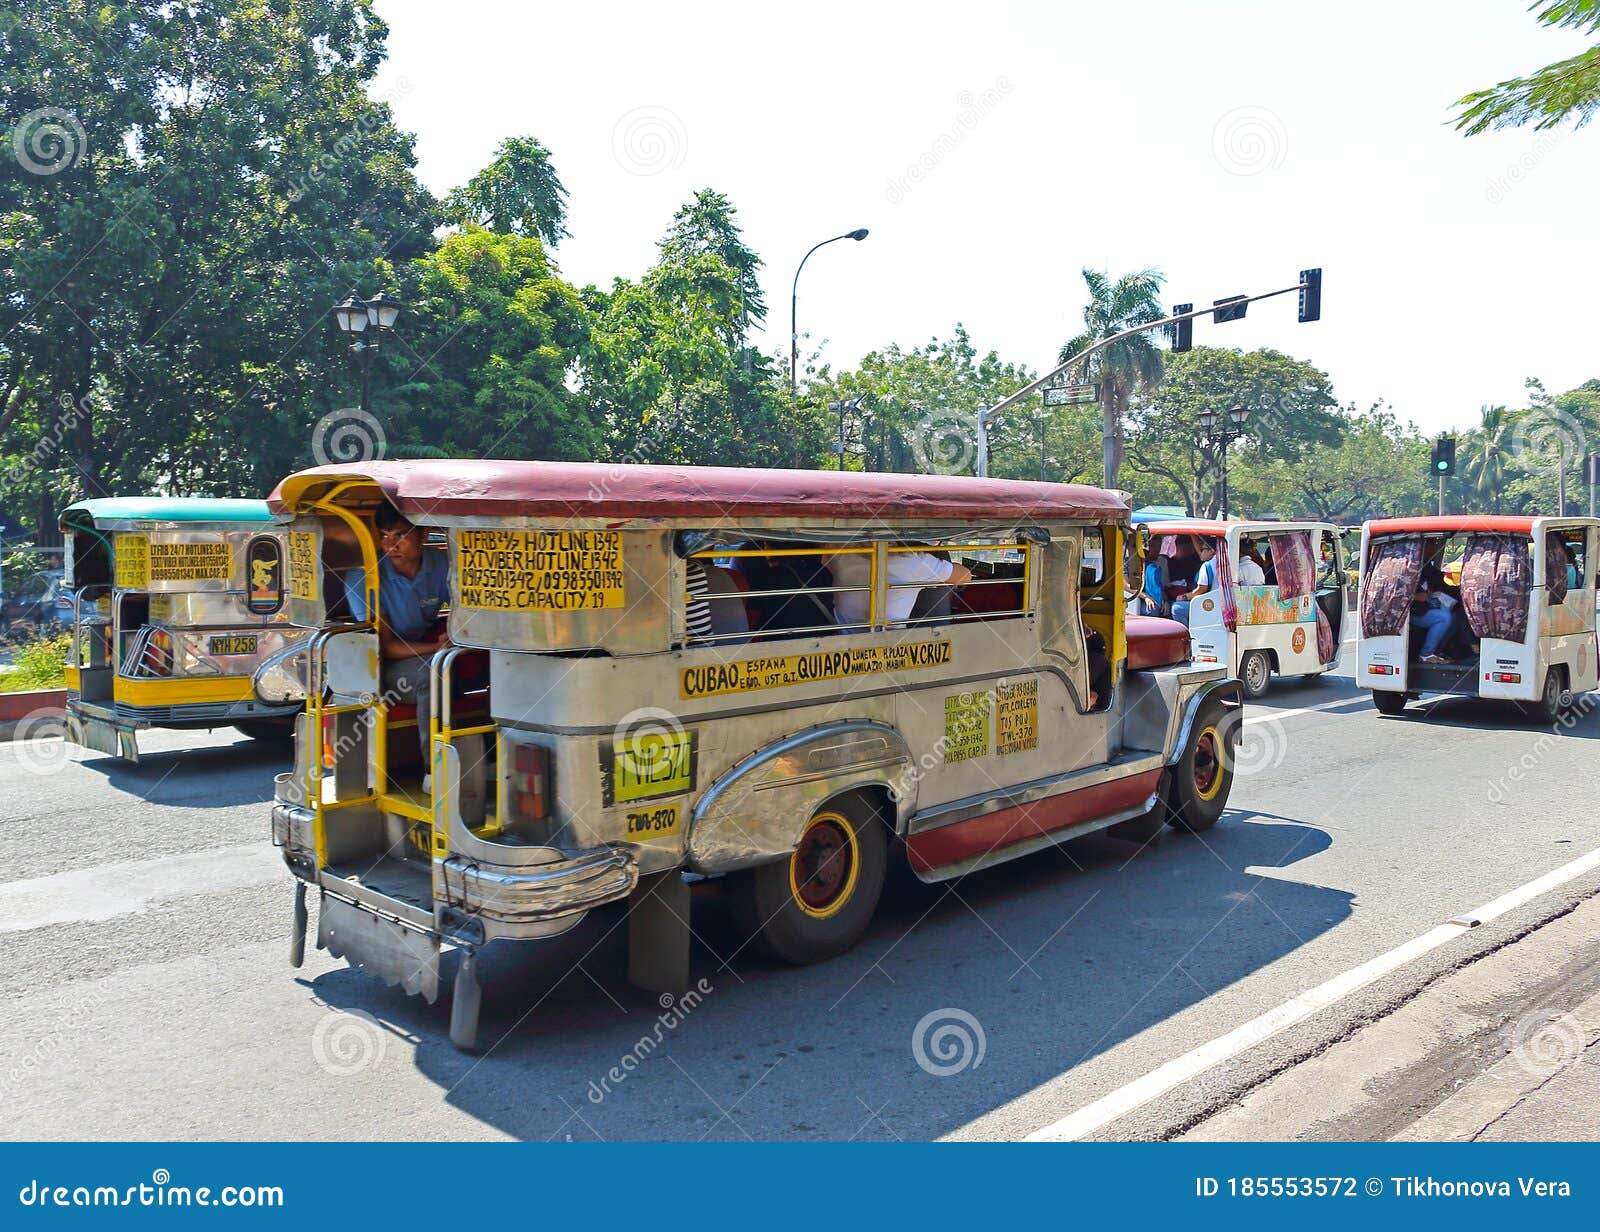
[61,497,316,761]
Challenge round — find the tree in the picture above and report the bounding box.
[1058,267,1167,489]
[1460,405,1516,512]
[1124,347,1341,515]
[582,189,818,468]
[1251,404,1433,523]
[443,136,569,246]
[806,326,1100,480]
[400,226,595,459]
[1455,2,1600,133]
[0,0,437,515]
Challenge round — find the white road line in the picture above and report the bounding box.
[1024,842,1600,1141]
[1242,696,1363,726]
[0,843,282,933]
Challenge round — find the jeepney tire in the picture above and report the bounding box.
[1167,700,1238,833]
[1239,650,1272,700]
[730,791,888,966]
[1108,774,1170,846]
[1371,689,1408,716]
[236,719,295,744]
[1531,669,1570,725]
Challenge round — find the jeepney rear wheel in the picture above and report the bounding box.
[1531,668,1571,725]
[730,792,887,966]
[1239,650,1272,700]
[235,719,295,744]
[1167,700,1238,833]
[1371,689,1408,716]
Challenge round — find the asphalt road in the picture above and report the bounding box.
[3,645,1599,1142]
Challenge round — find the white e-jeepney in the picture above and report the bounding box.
[1356,515,1599,720]
[267,461,1243,1049]
[61,497,313,761]
[1134,519,1347,698]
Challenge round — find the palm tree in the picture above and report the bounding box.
[1059,267,1166,488]
[1461,405,1514,513]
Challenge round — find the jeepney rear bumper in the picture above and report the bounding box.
[271,801,640,929]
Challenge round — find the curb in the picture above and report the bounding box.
[0,689,67,741]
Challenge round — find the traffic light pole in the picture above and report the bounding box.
[975,275,1317,479]
[1438,472,1445,517]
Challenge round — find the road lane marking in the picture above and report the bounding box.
[0,843,282,933]
[1024,841,1600,1141]
[1243,696,1365,726]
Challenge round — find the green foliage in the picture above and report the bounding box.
[1058,267,1167,487]
[1,630,70,692]
[1250,404,1434,523]
[1455,2,1600,133]
[402,226,596,459]
[1124,347,1341,514]
[0,0,438,516]
[443,136,569,246]
[807,325,1100,480]
[583,189,816,468]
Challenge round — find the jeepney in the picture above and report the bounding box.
[61,498,313,760]
[1134,519,1347,698]
[267,461,1243,1050]
[1357,515,1599,720]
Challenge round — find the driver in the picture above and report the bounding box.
[345,504,451,763]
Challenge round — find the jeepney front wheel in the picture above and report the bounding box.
[1166,700,1239,833]
[730,792,887,965]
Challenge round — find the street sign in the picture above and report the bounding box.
[1043,383,1099,407]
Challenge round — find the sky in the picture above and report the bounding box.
[370,0,1598,435]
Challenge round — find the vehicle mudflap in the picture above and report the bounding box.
[318,892,440,1003]
[65,708,140,761]
[626,869,691,999]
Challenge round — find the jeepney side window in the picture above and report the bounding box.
[899,538,1032,627]
[682,542,859,646]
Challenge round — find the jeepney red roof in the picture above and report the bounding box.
[1142,520,1235,537]
[269,459,1130,523]
[1366,515,1536,536]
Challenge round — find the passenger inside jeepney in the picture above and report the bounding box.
[1171,537,1216,625]
[1237,537,1267,586]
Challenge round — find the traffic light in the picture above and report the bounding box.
[1431,434,1456,476]
[1298,267,1322,323]
[1172,304,1193,353]
[1212,295,1247,324]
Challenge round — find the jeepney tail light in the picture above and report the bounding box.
[1367,664,1396,675]
[1496,672,1521,684]
[512,742,551,822]
[322,714,335,769]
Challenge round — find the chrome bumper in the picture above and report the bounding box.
[271,801,639,926]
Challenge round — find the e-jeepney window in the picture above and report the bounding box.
[680,534,1037,647]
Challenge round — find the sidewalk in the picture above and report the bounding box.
[1182,891,1600,1142]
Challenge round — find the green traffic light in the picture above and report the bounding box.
[1435,460,1449,472]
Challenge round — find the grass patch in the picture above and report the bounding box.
[0,631,71,693]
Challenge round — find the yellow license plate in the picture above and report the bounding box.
[624,803,682,841]
[208,634,259,656]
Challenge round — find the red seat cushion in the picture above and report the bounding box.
[1126,615,1191,670]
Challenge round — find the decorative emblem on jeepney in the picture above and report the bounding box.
[1201,597,1215,612]
[1292,627,1307,654]
[246,535,285,615]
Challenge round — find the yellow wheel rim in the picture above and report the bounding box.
[789,810,861,920]
[1193,724,1225,801]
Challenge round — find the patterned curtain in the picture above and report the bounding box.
[1360,537,1425,638]
[1214,539,1238,631]
[1460,534,1532,643]
[1545,531,1570,606]
[1315,605,1336,664]
[1273,531,1317,599]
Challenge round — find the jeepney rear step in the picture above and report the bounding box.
[318,855,441,1000]
[1406,660,1481,696]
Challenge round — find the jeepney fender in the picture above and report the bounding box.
[1117,664,1242,766]
[686,720,915,875]
[1167,677,1245,767]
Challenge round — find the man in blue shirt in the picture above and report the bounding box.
[346,504,452,763]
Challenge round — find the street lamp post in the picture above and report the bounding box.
[1198,404,1249,518]
[332,291,404,412]
[791,229,869,397]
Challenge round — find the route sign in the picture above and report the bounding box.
[1043,383,1099,407]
